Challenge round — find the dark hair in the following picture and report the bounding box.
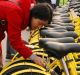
[29,3,53,28]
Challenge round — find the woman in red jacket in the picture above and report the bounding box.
[0,0,53,68]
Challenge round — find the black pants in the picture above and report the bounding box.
[6,37,16,59]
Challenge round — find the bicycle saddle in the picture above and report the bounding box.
[41,26,67,29]
[49,23,68,27]
[53,17,70,20]
[40,27,67,32]
[56,26,74,31]
[53,12,61,15]
[42,26,74,31]
[48,23,74,29]
[53,19,72,23]
[39,42,80,59]
[53,12,68,16]
[74,8,80,12]
[53,25,74,31]
[55,8,68,13]
[59,10,68,13]
[53,22,74,26]
[39,37,75,46]
[40,31,78,39]
[40,28,67,32]
[48,24,61,27]
[53,17,71,20]
[53,14,69,17]
[70,5,80,9]
[60,14,70,17]
[70,2,80,6]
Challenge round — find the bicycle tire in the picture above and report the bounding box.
[0,62,46,75]
[11,69,51,75]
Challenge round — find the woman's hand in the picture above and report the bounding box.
[29,54,46,67]
[33,56,46,67]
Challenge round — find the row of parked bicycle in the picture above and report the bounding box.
[0,0,80,75]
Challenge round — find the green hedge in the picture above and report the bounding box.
[59,0,68,6]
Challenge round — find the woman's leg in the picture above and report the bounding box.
[6,37,16,60]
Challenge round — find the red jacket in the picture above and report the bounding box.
[0,0,35,58]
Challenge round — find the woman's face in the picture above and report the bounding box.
[31,17,48,30]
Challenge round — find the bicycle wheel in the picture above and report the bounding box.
[11,69,51,75]
[3,54,54,69]
[0,62,46,75]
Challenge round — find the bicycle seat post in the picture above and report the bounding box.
[60,58,70,75]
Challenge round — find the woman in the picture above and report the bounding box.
[0,0,53,69]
